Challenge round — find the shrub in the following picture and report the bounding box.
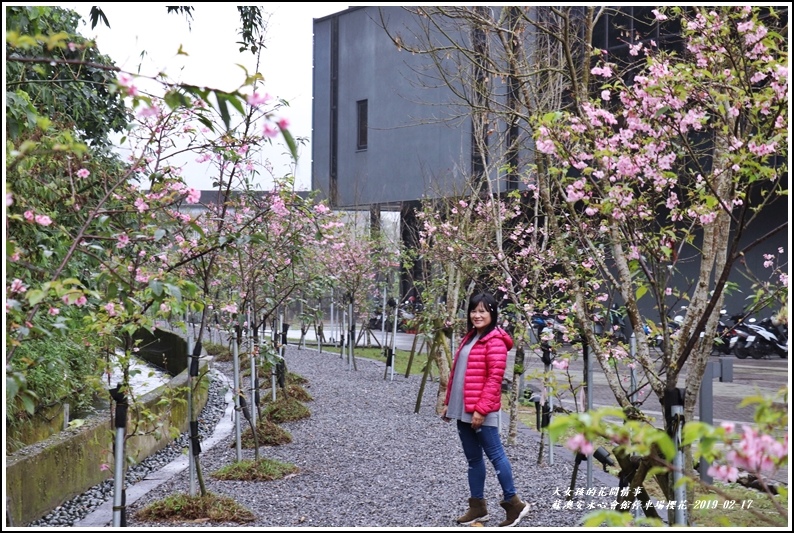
[7,335,101,421]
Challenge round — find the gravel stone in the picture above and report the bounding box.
[27,345,617,528]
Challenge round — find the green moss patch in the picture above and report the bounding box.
[263,397,311,423]
[135,492,255,523]
[234,418,292,448]
[212,458,298,482]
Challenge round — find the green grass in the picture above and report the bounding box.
[338,344,433,377]
[290,335,435,376]
[203,341,232,362]
[235,417,292,448]
[262,396,311,423]
[212,458,299,482]
[135,492,255,523]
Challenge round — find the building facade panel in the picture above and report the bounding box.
[314,7,478,207]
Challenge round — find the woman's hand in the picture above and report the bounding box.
[471,411,484,430]
[441,405,451,422]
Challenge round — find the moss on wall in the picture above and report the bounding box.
[5,360,211,526]
[7,402,67,451]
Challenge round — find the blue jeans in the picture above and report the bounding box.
[456,420,516,501]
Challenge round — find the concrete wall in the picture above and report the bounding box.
[313,6,475,207]
[5,361,210,526]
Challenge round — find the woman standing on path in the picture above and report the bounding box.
[440,292,530,527]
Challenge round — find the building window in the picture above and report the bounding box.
[357,99,368,150]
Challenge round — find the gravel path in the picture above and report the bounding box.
[31,344,620,528]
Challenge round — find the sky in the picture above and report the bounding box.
[65,3,356,192]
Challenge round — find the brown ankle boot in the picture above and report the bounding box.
[456,497,490,525]
[498,495,529,527]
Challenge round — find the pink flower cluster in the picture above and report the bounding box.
[116,73,139,97]
[567,433,595,456]
[23,210,53,226]
[552,358,569,370]
[708,423,788,482]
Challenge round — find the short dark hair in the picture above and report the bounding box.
[466,292,498,336]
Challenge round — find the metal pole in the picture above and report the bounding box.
[281,307,287,359]
[112,425,125,526]
[330,289,336,345]
[669,388,688,526]
[232,324,242,462]
[250,346,257,425]
[340,309,346,358]
[582,337,593,489]
[544,361,554,466]
[109,386,128,527]
[629,333,638,404]
[389,303,397,382]
[185,313,196,496]
[271,313,278,401]
[348,300,355,370]
[381,287,388,345]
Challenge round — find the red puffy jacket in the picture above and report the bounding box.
[444,327,514,416]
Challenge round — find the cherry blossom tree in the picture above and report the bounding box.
[533,6,787,522]
[381,6,787,523]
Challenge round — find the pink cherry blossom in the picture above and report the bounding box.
[48,307,60,316]
[35,214,52,226]
[134,198,149,212]
[590,64,614,77]
[552,358,569,370]
[24,210,34,221]
[137,106,159,118]
[116,234,130,248]
[10,279,27,294]
[535,139,557,155]
[105,302,117,316]
[246,92,272,106]
[117,72,134,87]
[6,193,12,206]
[77,168,90,178]
[263,123,279,138]
[185,188,201,204]
[566,433,595,456]
[707,464,739,483]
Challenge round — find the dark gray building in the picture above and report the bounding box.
[311,6,789,317]
[311,6,526,210]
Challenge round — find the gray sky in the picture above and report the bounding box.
[67,3,353,191]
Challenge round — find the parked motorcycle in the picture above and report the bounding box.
[367,307,393,332]
[368,297,416,332]
[734,315,788,359]
[728,315,758,359]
